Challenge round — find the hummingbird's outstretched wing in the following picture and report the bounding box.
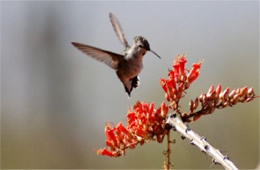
[72,42,124,69]
[109,12,129,48]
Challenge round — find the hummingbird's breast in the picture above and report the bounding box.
[119,47,146,79]
[128,58,143,76]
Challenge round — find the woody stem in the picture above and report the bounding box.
[167,130,171,170]
[165,113,238,170]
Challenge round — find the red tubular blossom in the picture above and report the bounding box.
[240,86,248,97]
[105,125,117,145]
[127,142,138,148]
[188,72,199,83]
[179,56,187,74]
[216,84,222,96]
[135,129,146,137]
[207,85,215,97]
[160,55,202,105]
[168,70,175,79]
[160,79,168,92]
[187,62,201,83]
[98,101,168,157]
[220,87,230,102]
[116,123,131,137]
[160,101,169,117]
[127,112,137,121]
[192,62,202,70]
[247,87,254,96]
[142,102,149,113]
[149,103,155,114]
[172,63,180,74]
[96,148,114,157]
[168,78,176,89]
[105,140,115,149]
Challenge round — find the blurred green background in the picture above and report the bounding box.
[1,1,259,169]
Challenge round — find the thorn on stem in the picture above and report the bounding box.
[190,139,195,145]
[201,136,207,141]
[212,159,221,165]
[223,156,230,161]
[204,145,209,151]
[185,125,191,133]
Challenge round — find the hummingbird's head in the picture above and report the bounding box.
[134,36,151,51]
[134,36,161,59]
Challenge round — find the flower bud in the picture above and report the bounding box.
[207,85,215,97]
[240,86,248,97]
[228,89,236,99]
[247,87,254,96]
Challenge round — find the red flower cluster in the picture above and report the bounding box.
[183,84,256,122]
[160,55,202,109]
[96,101,169,157]
[97,55,257,159]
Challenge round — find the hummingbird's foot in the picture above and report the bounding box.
[125,76,140,97]
[131,76,139,89]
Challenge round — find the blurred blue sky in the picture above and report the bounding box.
[1,1,259,169]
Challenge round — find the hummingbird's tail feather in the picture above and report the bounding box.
[124,86,131,97]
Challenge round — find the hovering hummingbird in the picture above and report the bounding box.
[72,12,161,97]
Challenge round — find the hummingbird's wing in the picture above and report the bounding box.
[72,42,124,69]
[109,12,130,48]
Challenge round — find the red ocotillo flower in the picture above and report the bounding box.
[160,55,202,110]
[96,101,169,157]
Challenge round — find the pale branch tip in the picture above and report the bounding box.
[165,113,238,170]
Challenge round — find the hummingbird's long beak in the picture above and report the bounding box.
[149,50,161,59]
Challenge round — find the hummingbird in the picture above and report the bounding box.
[72,12,161,97]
